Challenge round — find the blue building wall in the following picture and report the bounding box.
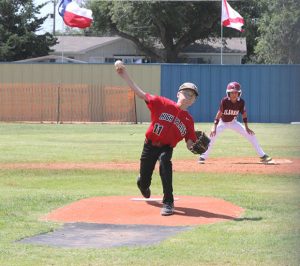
[161,64,300,123]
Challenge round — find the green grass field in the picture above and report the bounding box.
[0,123,299,266]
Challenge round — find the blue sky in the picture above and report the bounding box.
[35,0,64,33]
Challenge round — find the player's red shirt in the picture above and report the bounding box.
[145,93,197,147]
[219,97,246,122]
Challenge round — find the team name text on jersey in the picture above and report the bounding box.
[174,117,187,136]
[224,109,240,116]
[159,113,175,123]
[159,112,187,137]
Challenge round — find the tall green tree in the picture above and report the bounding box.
[89,1,268,64]
[0,0,57,61]
[254,0,300,64]
[237,1,263,63]
[90,1,221,62]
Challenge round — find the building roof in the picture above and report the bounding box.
[51,36,121,53]
[183,38,246,54]
[51,36,246,55]
[15,55,87,63]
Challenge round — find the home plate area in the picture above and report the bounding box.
[20,196,244,248]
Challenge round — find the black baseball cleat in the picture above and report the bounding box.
[260,154,272,163]
[198,157,205,164]
[161,202,174,216]
[136,176,151,198]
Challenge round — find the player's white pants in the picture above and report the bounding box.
[200,119,265,160]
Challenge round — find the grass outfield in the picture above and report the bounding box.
[0,123,299,266]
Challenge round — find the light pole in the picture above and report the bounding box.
[52,0,57,35]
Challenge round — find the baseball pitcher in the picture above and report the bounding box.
[115,60,203,216]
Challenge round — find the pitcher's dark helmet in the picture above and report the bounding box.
[179,82,199,97]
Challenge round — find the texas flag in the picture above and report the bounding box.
[222,0,244,32]
[58,0,93,29]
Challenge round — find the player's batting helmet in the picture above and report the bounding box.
[179,82,199,96]
[226,81,242,97]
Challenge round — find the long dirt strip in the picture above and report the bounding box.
[1,158,299,174]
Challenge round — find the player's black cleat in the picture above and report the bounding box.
[260,154,272,163]
[161,202,174,216]
[198,157,205,164]
[137,176,151,198]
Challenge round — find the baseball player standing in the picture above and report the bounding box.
[115,61,198,216]
[199,81,272,164]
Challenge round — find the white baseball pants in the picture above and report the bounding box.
[200,119,265,159]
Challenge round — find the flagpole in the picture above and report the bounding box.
[220,0,223,65]
[221,24,223,65]
[61,19,64,63]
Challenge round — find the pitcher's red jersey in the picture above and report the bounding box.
[145,93,196,147]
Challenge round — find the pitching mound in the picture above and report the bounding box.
[42,195,244,226]
[20,196,244,248]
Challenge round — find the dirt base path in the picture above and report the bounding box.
[1,158,299,174]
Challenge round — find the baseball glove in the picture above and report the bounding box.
[189,131,210,154]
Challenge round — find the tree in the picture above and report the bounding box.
[254,0,300,64]
[237,1,263,63]
[89,1,221,63]
[0,0,57,61]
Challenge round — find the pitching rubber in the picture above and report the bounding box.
[131,197,179,202]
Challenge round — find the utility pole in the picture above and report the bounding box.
[52,0,56,36]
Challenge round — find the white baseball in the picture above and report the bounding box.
[114,60,124,69]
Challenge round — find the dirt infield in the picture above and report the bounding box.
[14,158,298,248]
[1,158,299,174]
[41,196,244,226]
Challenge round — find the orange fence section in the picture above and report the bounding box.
[0,83,136,123]
[102,86,136,122]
